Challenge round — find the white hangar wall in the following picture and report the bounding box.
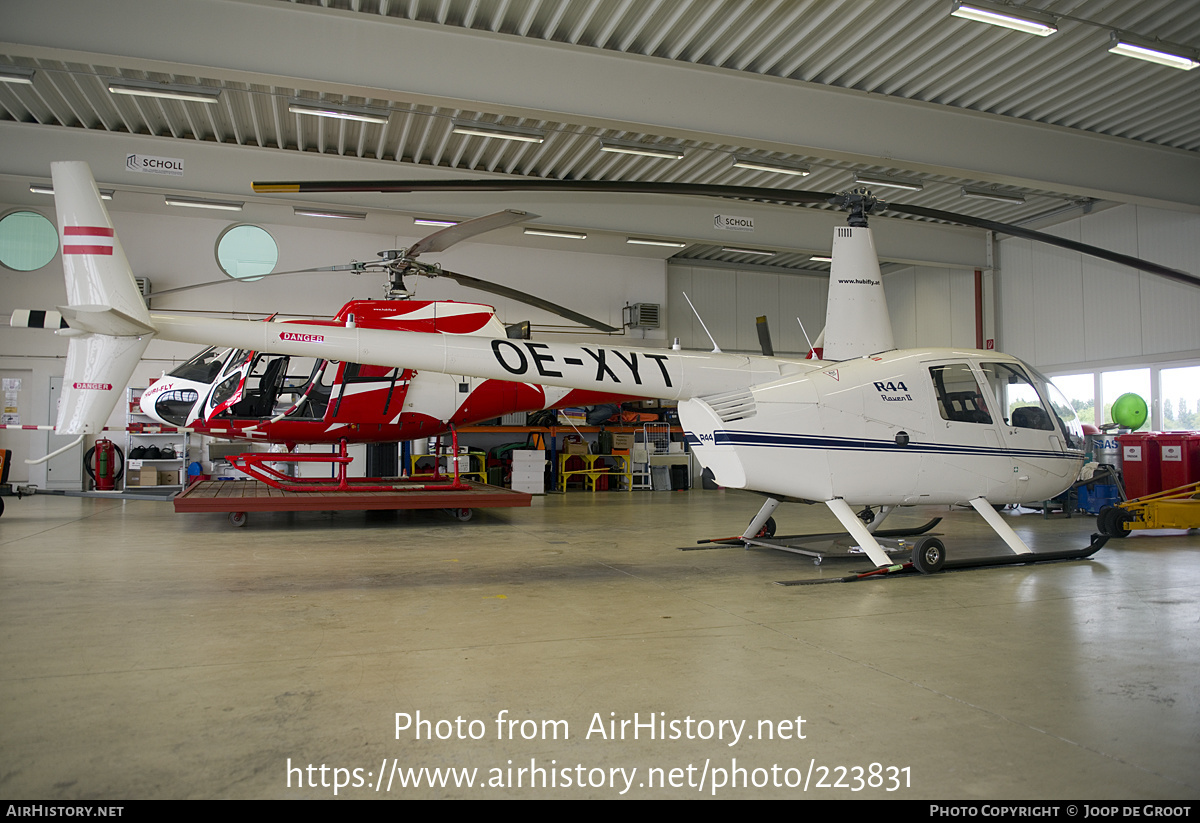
[0,204,668,484]
[997,204,1200,372]
[667,263,980,355]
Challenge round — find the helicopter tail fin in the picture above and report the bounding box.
[821,226,894,361]
[50,161,157,434]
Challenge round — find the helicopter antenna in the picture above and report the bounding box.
[683,291,722,353]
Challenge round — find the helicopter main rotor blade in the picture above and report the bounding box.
[254,177,1194,286]
[253,178,836,207]
[437,268,620,332]
[878,201,1199,288]
[143,264,362,300]
[756,315,775,357]
[408,209,539,258]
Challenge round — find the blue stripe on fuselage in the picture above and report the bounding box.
[692,430,1079,461]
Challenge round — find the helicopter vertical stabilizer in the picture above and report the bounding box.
[821,226,894,361]
[50,162,156,434]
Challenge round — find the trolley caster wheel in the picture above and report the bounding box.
[229,511,247,527]
[813,554,823,566]
[445,508,472,522]
[756,516,777,538]
[911,537,946,574]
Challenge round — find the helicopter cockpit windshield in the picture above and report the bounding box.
[979,360,1084,451]
[167,346,229,385]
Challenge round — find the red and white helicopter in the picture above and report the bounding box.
[26,162,1198,573]
[138,299,623,446]
[17,181,632,491]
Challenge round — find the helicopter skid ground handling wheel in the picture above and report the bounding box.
[911,537,946,574]
[757,516,777,539]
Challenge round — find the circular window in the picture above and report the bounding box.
[215,224,278,281]
[0,210,59,271]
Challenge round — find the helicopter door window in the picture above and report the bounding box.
[210,373,241,411]
[929,364,993,424]
[979,363,1054,431]
[301,361,335,420]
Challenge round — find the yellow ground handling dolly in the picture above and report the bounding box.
[1097,480,1200,538]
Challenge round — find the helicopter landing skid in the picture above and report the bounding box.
[686,516,942,550]
[775,534,1108,585]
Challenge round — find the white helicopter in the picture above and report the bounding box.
[32,162,1195,572]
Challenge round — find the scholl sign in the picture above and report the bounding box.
[126,154,185,176]
[713,214,754,232]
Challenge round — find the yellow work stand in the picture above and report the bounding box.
[409,451,489,484]
[557,453,633,492]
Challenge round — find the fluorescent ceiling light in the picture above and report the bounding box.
[413,217,459,227]
[164,195,244,211]
[808,255,832,263]
[451,119,544,144]
[950,1,1057,36]
[721,247,775,256]
[599,139,685,159]
[0,66,35,85]
[293,207,366,220]
[732,155,810,176]
[961,186,1026,204]
[1108,31,1198,70]
[31,184,114,201]
[854,171,924,191]
[524,228,587,240]
[108,79,221,104]
[289,100,389,124]
[626,237,686,248]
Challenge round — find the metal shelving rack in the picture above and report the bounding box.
[125,387,188,492]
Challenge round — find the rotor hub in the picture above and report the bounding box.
[830,188,883,228]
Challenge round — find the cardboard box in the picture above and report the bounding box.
[564,441,588,455]
[612,433,635,450]
[159,469,181,486]
[137,467,159,486]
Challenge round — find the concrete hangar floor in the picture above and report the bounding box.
[1,489,1196,800]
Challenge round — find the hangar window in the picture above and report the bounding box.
[215,224,277,281]
[0,210,59,271]
[1161,365,1200,430]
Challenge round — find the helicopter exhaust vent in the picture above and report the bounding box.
[836,227,853,238]
[700,388,757,423]
[624,303,661,329]
[135,277,151,308]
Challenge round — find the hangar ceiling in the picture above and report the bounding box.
[1,0,1198,273]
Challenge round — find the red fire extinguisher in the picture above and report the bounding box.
[84,439,124,491]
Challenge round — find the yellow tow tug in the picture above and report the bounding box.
[1098,480,1200,537]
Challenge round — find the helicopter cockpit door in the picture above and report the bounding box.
[976,360,1075,486]
[203,349,252,421]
